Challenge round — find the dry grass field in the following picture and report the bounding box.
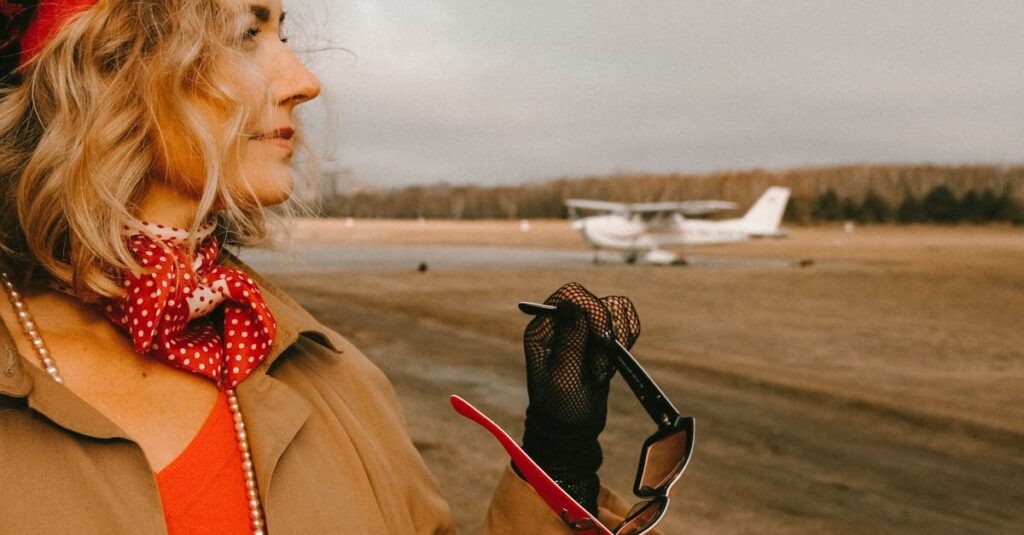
[269,219,1023,534]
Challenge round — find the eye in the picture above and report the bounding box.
[244,26,288,43]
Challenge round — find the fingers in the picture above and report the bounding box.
[542,282,611,337]
[601,295,641,350]
[537,283,639,349]
[525,283,638,387]
[542,282,601,312]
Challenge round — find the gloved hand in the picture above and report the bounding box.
[521,282,641,514]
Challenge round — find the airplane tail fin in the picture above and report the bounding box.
[740,186,790,236]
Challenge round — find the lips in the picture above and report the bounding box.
[252,126,295,154]
[253,126,295,140]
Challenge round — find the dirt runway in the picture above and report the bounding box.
[264,221,1023,534]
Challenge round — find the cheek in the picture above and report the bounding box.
[152,102,227,196]
[153,127,207,195]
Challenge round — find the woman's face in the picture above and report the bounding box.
[153,0,321,209]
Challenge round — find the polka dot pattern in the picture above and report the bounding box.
[103,221,277,390]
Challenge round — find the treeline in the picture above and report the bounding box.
[322,164,1024,223]
[807,186,1023,224]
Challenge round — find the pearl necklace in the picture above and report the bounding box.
[0,271,267,534]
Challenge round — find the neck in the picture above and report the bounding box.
[137,182,202,229]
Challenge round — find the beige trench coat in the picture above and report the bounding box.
[0,255,644,534]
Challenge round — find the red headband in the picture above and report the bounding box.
[17,0,98,68]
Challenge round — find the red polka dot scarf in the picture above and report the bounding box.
[103,219,277,390]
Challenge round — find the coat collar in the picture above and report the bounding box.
[219,249,346,369]
[0,250,344,439]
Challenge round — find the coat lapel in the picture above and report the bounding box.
[0,301,130,440]
[235,365,312,504]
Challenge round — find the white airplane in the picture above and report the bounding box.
[567,186,791,265]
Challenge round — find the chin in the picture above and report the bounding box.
[238,166,294,207]
[256,188,293,207]
[254,175,295,207]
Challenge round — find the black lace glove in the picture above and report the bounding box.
[521,282,641,515]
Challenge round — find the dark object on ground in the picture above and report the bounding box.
[417,262,428,273]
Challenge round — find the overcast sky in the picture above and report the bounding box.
[288,1,1024,188]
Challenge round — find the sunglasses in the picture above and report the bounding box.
[450,301,695,535]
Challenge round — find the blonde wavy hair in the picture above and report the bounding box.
[0,0,311,299]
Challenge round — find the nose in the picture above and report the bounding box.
[273,47,321,108]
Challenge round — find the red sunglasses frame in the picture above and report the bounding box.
[451,395,612,535]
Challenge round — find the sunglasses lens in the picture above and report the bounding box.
[639,429,689,492]
[616,498,666,535]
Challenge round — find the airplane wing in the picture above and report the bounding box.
[629,200,738,215]
[565,199,738,216]
[565,199,634,213]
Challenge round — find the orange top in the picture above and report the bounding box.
[155,391,252,535]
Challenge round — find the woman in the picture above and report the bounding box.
[0,0,645,533]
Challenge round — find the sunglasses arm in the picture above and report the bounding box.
[609,340,681,429]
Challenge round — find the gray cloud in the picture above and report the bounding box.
[291,1,1024,187]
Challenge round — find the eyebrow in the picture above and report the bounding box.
[249,5,286,24]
